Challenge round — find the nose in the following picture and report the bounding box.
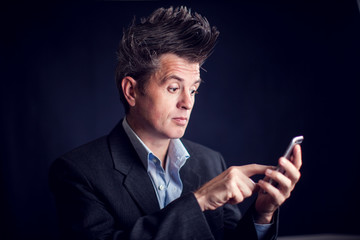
[177,90,193,110]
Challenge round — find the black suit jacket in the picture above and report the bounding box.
[49,121,278,240]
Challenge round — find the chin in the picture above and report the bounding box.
[168,129,186,139]
[168,133,184,139]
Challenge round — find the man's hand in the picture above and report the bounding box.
[194,164,271,211]
[255,144,302,224]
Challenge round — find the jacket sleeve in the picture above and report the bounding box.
[49,157,215,240]
[223,202,279,240]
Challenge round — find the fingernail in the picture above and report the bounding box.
[250,178,255,185]
[265,169,273,175]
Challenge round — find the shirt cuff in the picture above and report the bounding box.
[254,222,272,240]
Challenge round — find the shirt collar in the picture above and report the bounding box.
[122,118,190,170]
[168,138,190,168]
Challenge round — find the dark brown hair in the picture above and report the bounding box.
[115,6,219,112]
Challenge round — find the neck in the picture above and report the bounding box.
[126,115,170,168]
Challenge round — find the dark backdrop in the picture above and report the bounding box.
[1,1,360,239]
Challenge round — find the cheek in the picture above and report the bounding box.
[140,91,176,123]
[146,102,171,124]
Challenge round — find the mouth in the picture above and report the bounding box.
[172,117,188,126]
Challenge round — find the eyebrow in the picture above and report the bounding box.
[160,74,202,85]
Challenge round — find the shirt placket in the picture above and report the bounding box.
[152,155,167,209]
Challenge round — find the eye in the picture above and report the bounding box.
[168,86,179,93]
[190,89,199,96]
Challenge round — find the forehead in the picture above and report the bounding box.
[154,53,200,81]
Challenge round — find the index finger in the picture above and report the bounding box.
[238,164,273,177]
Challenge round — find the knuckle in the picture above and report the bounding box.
[226,171,235,180]
[286,191,291,199]
[227,166,235,171]
[291,171,301,185]
[243,188,252,198]
[284,178,292,188]
[226,190,233,199]
[271,172,280,183]
[236,194,244,203]
[227,166,240,179]
[227,166,236,175]
[228,181,237,190]
[280,195,286,204]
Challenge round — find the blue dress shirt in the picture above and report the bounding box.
[122,118,271,239]
[122,118,189,208]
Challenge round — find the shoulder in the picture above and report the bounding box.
[52,121,130,170]
[61,136,110,165]
[49,136,111,179]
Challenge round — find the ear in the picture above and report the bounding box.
[121,76,137,107]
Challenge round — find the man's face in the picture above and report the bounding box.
[129,53,200,141]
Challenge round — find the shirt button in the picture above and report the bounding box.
[158,185,165,191]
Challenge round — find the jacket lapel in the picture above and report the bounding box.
[180,141,202,196]
[108,121,160,214]
[181,163,201,196]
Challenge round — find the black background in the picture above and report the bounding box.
[1,1,360,239]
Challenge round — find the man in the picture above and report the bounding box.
[49,6,302,240]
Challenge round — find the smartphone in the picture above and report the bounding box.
[268,135,303,185]
[282,136,304,161]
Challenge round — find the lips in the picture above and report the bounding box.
[172,117,188,126]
